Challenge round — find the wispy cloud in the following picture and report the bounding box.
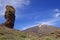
[0,0,30,15]
[0,0,30,25]
[54,9,60,12]
[0,0,30,23]
[22,9,60,30]
[38,9,60,25]
[0,0,30,8]
[21,17,60,30]
[55,13,60,18]
[13,8,60,30]
[53,9,60,18]
[39,17,60,25]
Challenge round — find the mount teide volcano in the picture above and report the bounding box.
[24,24,60,35]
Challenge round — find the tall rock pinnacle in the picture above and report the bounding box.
[4,5,15,28]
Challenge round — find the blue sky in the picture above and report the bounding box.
[0,0,60,30]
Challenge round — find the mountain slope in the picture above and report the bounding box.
[24,24,60,40]
[0,26,39,40]
[24,24,60,35]
[0,25,60,40]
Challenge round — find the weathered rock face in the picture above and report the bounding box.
[0,5,15,28]
[4,5,15,28]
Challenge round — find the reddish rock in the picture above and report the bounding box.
[0,5,15,28]
[4,5,15,28]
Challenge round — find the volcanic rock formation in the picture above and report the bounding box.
[0,5,15,28]
[4,5,15,28]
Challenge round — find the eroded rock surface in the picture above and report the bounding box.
[0,5,15,28]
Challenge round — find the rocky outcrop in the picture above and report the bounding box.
[4,5,15,28]
[0,5,15,28]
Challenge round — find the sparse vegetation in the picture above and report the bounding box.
[45,38,52,40]
[0,26,60,40]
[0,27,39,40]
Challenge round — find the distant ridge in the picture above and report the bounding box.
[24,24,60,35]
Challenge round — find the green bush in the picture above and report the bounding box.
[20,35,26,38]
[0,37,6,40]
[45,38,52,40]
